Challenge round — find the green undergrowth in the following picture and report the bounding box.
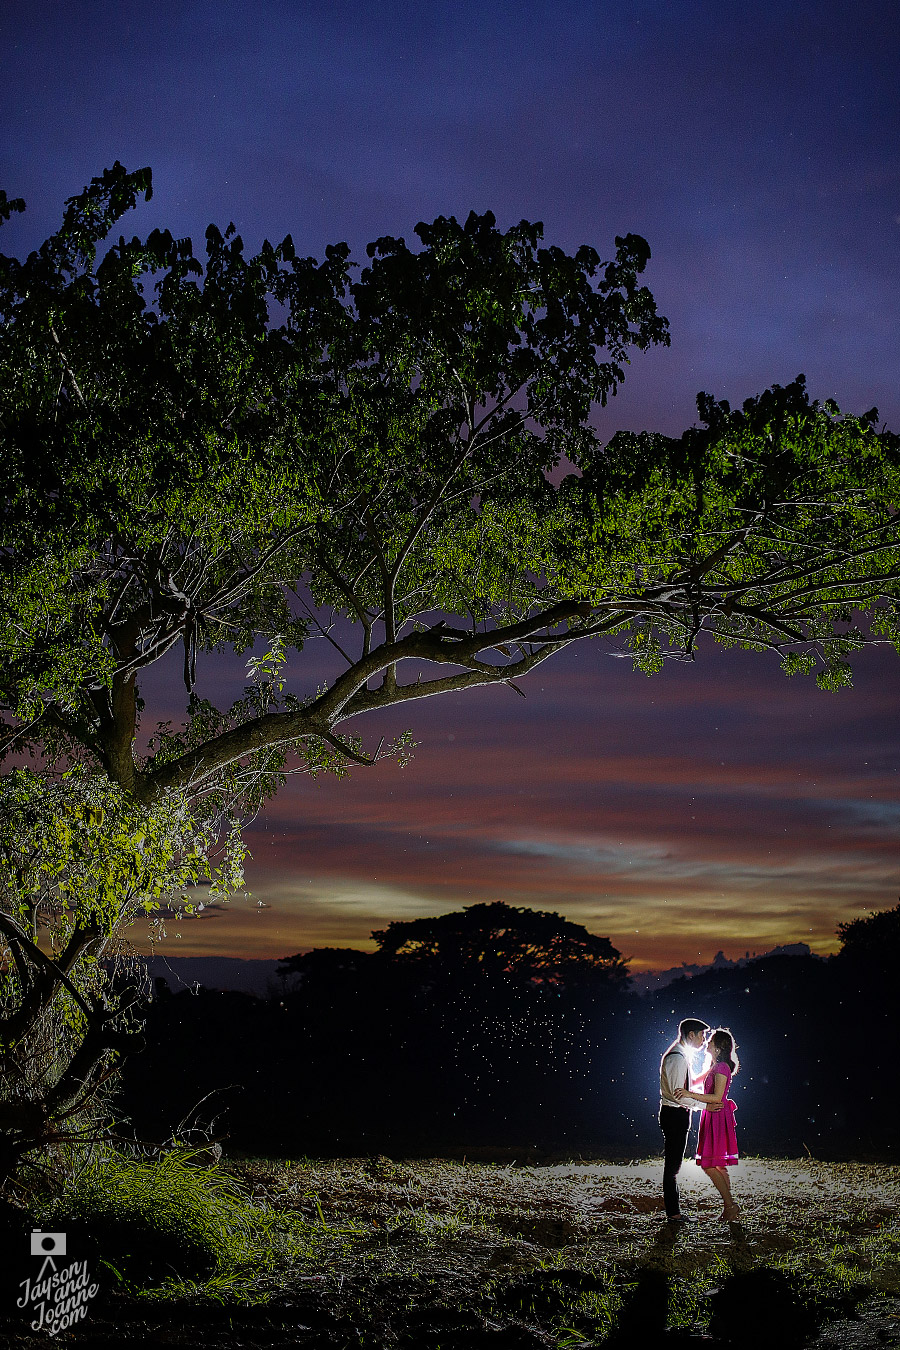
[34,1145,364,1303]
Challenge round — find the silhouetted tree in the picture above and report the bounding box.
[276,947,371,989]
[121,909,900,1159]
[836,900,900,969]
[371,901,628,988]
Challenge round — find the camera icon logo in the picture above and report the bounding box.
[31,1230,66,1256]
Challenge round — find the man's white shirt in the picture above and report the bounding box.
[660,1045,702,1110]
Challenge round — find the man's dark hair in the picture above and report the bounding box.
[679,1018,710,1041]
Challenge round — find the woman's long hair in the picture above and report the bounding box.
[709,1027,740,1076]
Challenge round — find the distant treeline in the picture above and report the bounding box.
[118,901,899,1161]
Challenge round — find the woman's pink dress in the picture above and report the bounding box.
[695,1061,738,1168]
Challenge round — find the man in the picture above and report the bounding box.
[659,1018,717,1224]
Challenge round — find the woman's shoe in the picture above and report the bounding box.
[722,1203,741,1222]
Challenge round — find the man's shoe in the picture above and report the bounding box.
[667,1213,695,1224]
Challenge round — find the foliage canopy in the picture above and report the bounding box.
[4,164,898,812]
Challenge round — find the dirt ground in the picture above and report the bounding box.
[4,1155,899,1347]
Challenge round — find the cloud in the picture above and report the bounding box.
[126,637,900,970]
[823,798,900,835]
[494,832,896,892]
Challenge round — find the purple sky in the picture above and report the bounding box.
[4,0,899,968]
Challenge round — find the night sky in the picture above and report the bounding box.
[3,1,899,970]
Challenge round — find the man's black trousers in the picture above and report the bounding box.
[659,1104,691,1217]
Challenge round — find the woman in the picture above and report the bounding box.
[675,1026,740,1221]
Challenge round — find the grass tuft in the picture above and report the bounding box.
[35,1145,358,1300]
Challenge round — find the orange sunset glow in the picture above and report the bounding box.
[126,637,900,973]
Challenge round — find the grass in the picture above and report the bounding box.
[7,1151,899,1345]
[33,1145,361,1304]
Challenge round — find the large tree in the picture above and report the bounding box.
[369,901,629,987]
[0,162,675,1178]
[4,164,899,806]
[3,164,900,1180]
[275,901,629,992]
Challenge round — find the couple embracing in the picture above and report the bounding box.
[659,1018,740,1225]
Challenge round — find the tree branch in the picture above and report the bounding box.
[141,598,595,795]
[0,913,99,1038]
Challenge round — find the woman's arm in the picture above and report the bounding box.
[675,1073,727,1105]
